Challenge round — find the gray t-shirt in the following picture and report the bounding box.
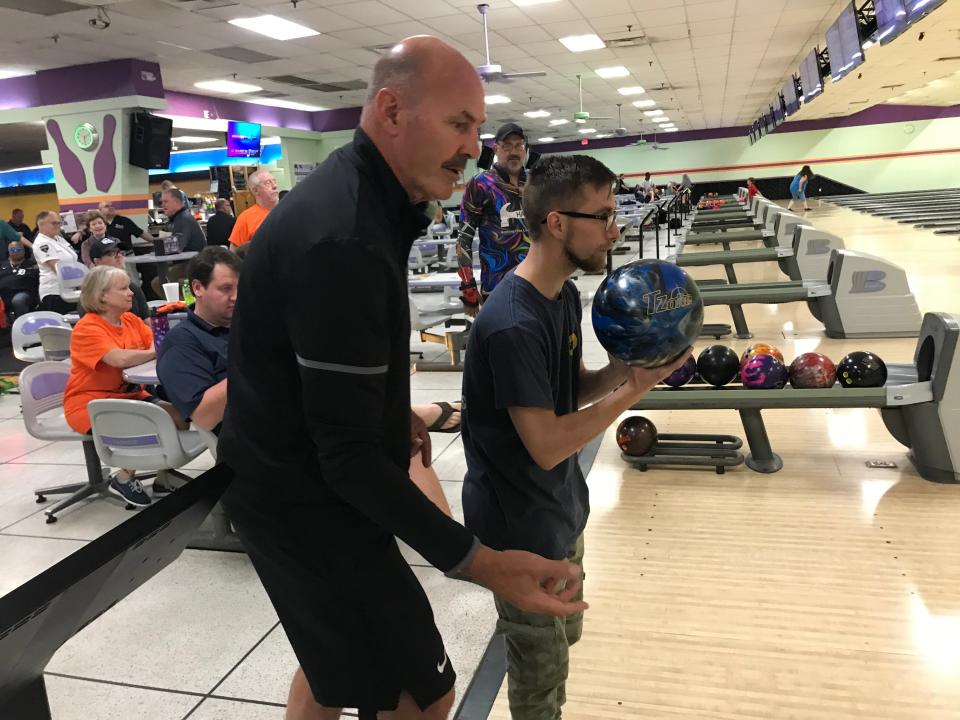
[169,207,206,253]
[461,272,587,560]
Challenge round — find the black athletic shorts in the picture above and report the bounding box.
[221,475,455,711]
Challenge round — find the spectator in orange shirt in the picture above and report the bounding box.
[64,265,186,508]
[229,170,279,249]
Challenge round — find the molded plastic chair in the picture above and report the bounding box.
[19,361,110,523]
[56,261,87,303]
[37,325,73,361]
[12,312,71,363]
[87,399,206,490]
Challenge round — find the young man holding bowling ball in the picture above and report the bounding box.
[461,154,693,719]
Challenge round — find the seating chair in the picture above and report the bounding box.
[12,312,71,363]
[56,261,88,304]
[409,295,470,369]
[37,325,72,361]
[19,361,111,523]
[87,399,206,497]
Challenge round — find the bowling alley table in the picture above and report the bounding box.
[125,251,198,285]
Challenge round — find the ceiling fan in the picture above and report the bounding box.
[614,104,629,136]
[572,74,611,124]
[631,123,669,150]
[475,4,547,84]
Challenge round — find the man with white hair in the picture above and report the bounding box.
[228,170,279,249]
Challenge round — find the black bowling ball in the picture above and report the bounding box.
[696,345,740,387]
[836,351,887,388]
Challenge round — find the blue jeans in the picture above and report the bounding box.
[790,187,806,201]
[3,291,38,320]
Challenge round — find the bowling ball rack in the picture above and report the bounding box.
[621,433,744,474]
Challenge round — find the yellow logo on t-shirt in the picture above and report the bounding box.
[569,333,578,355]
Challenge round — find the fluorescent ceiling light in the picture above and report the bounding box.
[578,128,596,134]
[595,66,629,79]
[0,68,35,80]
[594,133,611,138]
[559,34,605,53]
[549,118,570,126]
[644,109,664,116]
[228,15,319,41]
[538,137,556,142]
[617,86,646,96]
[245,98,325,112]
[485,95,511,104]
[171,136,219,143]
[656,116,671,123]
[632,99,657,108]
[195,79,262,94]
[524,109,551,118]
[480,133,495,139]
[664,127,679,132]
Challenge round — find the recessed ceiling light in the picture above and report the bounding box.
[594,133,612,138]
[644,109,664,116]
[617,86,646,96]
[559,34,605,53]
[595,66,629,79]
[578,128,596,134]
[538,137,556,142]
[245,98,325,112]
[485,95,511,104]
[549,118,570,126]
[524,109,551,118]
[659,123,676,128]
[480,133,495,139]
[0,68,35,80]
[228,15,319,41]
[171,136,219,144]
[664,127,679,132]
[195,79,263,94]
[632,99,656,108]
[656,116,671,123]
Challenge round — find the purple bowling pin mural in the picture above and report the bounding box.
[93,113,117,192]
[46,119,87,194]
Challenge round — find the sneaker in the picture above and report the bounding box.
[108,475,152,507]
[152,479,175,496]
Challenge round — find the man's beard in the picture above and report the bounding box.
[564,241,607,273]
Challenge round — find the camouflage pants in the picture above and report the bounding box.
[494,535,585,720]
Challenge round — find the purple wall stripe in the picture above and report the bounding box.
[0,59,164,111]
[532,103,960,154]
[162,91,362,133]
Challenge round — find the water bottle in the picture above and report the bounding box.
[181,279,195,306]
[151,314,169,350]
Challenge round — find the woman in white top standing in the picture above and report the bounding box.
[32,209,79,314]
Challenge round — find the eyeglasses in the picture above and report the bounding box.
[9,248,24,254]
[497,141,526,152]
[544,210,619,231]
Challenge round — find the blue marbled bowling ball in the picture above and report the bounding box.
[592,259,703,368]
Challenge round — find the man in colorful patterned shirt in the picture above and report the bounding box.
[457,122,530,317]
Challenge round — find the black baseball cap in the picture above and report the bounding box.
[494,123,526,143]
[89,237,120,260]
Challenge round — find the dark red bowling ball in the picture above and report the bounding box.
[789,352,836,388]
[616,416,658,456]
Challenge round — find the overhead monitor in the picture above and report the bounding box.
[782,77,800,115]
[875,0,909,44]
[906,0,947,22]
[799,48,823,103]
[826,2,864,81]
[226,121,262,158]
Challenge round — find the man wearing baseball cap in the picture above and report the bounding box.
[456,122,530,316]
[88,238,150,321]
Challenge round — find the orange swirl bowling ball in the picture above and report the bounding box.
[740,343,784,367]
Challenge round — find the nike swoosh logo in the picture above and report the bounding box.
[437,653,448,674]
